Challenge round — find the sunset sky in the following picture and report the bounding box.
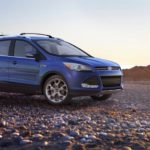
[0,0,150,68]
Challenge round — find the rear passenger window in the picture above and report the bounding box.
[0,40,11,56]
[14,40,36,57]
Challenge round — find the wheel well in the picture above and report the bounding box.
[41,73,57,93]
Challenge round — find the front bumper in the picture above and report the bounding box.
[67,69,123,96]
[100,88,123,94]
[70,87,123,96]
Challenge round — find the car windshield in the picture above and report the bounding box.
[35,40,90,57]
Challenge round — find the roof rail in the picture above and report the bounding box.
[20,33,53,38]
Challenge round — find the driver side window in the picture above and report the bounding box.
[14,40,37,58]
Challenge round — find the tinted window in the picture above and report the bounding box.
[0,40,11,56]
[14,41,36,57]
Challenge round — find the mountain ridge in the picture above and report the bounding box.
[123,65,150,80]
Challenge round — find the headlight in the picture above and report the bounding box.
[63,62,92,71]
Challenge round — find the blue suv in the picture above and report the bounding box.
[0,33,123,104]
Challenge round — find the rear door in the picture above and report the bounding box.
[9,40,40,85]
[0,40,11,82]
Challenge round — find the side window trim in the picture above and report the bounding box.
[9,39,15,56]
[0,39,12,56]
[13,39,37,59]
[12,39,46,60]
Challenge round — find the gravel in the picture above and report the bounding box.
[0,81,150,150]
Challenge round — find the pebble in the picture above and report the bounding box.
[123,146,132,150]
[68,119,79,125]
[19,125,27,130]
[138,128,145,132]
[107,118,116,124]
[84,116,91,121]
[142,124,150,128]
[4,128,15,134]
[135,120,141,127]
[19,139,32,145]
[40,124,47,129]
[12,132,20,136]
[128,122,137,128]
[141,120,148,125]
[108,133,115,138]
[146,147,150,150]
[33,134,43,139]
[21,131,32,137]
[99,132,108,136]
[51,132,65,141]
[121,123,128,128]
[80,137,88,143]
[69,130,80,137]
[0,120,7,127]
[43,141,49,146]
[99,132,113,141]
[63,136,74,141]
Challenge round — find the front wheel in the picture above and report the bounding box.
[43,75,71,105]
[91,94,112,101]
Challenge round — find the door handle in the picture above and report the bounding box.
[12,61,17,65]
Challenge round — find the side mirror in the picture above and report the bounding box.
[26,52,35,58]
[26,52,40,61]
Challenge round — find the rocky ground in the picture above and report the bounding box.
[0,81,150,150]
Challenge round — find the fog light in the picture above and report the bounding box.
[81,83,99,88]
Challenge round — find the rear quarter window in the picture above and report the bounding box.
[0,40,11,56]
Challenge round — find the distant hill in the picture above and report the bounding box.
[123,65,150,81]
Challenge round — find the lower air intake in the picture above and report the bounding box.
[101,76,121,87]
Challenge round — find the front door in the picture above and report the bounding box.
[9,40,40,86]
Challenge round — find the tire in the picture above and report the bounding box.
[91,94,112,101]
[43,75,71,105]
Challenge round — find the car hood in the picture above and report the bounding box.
[64,57,120,67]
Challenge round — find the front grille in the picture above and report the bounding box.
[101,76,121,87]
[95,66,120,71]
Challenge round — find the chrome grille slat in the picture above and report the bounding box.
[95,66,120,71]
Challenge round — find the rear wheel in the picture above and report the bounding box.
[43,75,71,105]
[91,94,112,101]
